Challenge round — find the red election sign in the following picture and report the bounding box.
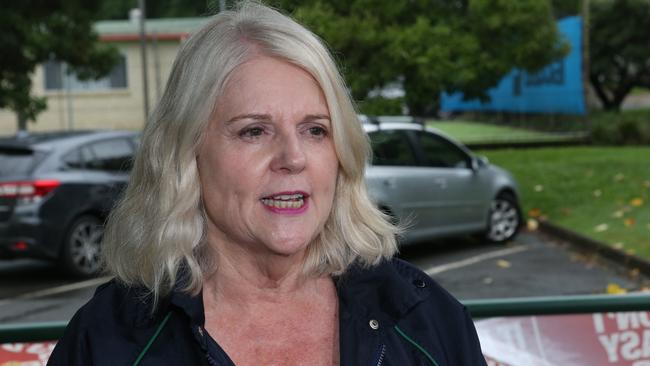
[0,342,55,366]
[476,311,650,365]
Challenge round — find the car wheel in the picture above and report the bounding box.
[60,215,104,277]
[485,193,521,243]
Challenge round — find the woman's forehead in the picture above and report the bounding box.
[215,56,329,121]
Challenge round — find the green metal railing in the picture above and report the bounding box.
[1,293,649,343]
[465,292,650,318]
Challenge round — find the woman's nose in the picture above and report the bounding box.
[270,133,306,173]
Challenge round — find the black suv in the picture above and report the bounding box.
[0,130,139,276]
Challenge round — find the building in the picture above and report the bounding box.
[0,17,209,136]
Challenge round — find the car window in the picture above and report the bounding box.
[417,131,470,169]
[0,149,40,176]
[86,138,135,172]
[62,149,85,169]
[369,130,417,166]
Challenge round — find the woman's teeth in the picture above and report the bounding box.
[261,194,305,209]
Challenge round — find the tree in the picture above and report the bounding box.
[270,0,569,115]
[0,1,119,131]
[589,0,650,111]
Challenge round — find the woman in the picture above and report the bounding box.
[48,2,486,365]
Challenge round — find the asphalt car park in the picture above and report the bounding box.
[1,229,647,324]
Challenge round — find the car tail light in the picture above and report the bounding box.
[0,180,60,203]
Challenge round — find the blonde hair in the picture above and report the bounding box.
[102,1,399,302]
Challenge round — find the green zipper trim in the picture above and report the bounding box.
[132,311,173,366]
[394,325,440,366]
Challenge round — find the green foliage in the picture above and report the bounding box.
[270,0,568,116]
[0,1,119,129]
[591,109,650,145]
[358,97,404,116]
[589,0,650,110]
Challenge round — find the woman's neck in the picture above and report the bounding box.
[202,237,323,305]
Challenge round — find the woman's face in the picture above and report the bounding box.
[197,55,339,259]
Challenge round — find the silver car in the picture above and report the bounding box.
[363,118,522,244]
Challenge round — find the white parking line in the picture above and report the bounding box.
[425,245,529,276]
[0,276,111,306]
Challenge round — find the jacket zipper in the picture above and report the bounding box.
[375,344,386,366]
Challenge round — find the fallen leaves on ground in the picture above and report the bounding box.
[614,173,625,182]
[612,210,624,218]
[594,223,609,232]
[528,208,542,218]
[496,259,511,269]
[607,283,627,294]
[628,268,640,278]
[630,198,644,207]
[624,218,636,227]
[593,189,602,197]
[613,242,625,250]
[482,277,493,285]
[527,218,539,231]
[533,184,544,192]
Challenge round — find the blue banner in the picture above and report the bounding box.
[440,16,585,115]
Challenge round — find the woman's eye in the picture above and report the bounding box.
[308,126,328,137]
[239,127,264,138]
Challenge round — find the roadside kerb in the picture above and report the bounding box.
[538,220,650,277]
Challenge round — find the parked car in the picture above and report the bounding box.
[0,130,139,276]
[362,116,522,244]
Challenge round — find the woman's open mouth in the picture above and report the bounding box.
[260,192,309,212]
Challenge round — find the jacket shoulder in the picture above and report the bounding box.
[47,280,159,365]
[389,257,464,308]
[387,258,486,365]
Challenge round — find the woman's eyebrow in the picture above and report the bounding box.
[225,113,272,125]
[303,114,331,123]
[225,113,331,125]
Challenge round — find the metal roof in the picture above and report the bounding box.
[94,17,210,40]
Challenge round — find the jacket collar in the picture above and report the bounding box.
[335,258,431,324]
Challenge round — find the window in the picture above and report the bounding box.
[65,139,134,172]
[43,55,128,91]
[369,130,417,166]
[87,139,134,172]
[0,149,41,176]
[417,131,470,169]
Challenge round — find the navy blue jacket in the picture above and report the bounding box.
[48,258,486,365]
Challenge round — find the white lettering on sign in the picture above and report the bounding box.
[597,330,650,362]
[599,333,620,362]
[594,313,606,334]
[613,313,643,331]
[621,331,642,360]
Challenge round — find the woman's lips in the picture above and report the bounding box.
[260,191,309,214]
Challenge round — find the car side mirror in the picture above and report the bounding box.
[471,155,489,171]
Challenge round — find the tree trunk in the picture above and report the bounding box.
[16,113,28,134]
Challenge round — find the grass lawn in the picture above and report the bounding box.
[427,121,584,144]
[478,147,650,259]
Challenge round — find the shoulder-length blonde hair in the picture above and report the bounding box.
[102,1,399,301]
